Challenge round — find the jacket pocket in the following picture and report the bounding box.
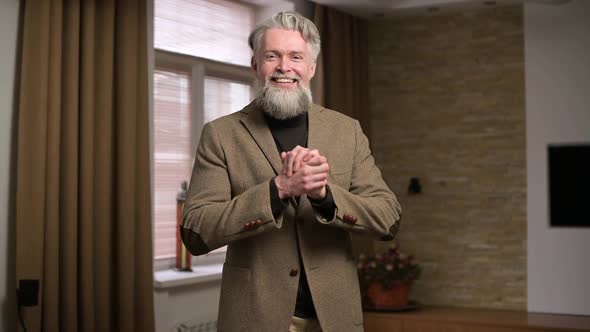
[218,263,251,331]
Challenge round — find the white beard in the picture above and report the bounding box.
[255,80,312,120]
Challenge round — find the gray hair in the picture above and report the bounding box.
[248,11,321,62]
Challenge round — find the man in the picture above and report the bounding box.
[181,11,401,332]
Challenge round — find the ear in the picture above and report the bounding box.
[251,56,258,72]
[309,61,317,80]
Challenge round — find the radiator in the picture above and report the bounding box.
[173,320,217,332]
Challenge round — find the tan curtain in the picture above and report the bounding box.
[312,3,370,138]
[15,0,154,331]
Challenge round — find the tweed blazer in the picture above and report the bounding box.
[181,102,401,332]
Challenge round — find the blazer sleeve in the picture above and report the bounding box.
[314,120,402,241]
[181,122,283,256]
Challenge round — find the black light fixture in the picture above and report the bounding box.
[408,177,422,194]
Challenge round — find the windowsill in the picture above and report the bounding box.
[154,263,223,289]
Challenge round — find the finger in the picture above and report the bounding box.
[288,168,328,196]
[281,151,288,175]
[284,151,292,176]
[287,146,310,176]
[302,179,326,193]
[292,148,310,173]
[304,155,328,167]
[300,162,330,176]
[302,149,319,162]
[290,145,306,156]
[285,150,299,176]
[304,172,328,183]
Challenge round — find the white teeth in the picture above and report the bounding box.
[274,78,295,83]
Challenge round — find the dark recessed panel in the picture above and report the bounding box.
[549,144,590,227]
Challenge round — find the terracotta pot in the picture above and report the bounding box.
[366,282,410,308]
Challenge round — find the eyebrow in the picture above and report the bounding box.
[264,50,306,57]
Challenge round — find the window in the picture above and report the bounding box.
[153,0,255,264]
[153,69,193,259]
[204,76,253,124]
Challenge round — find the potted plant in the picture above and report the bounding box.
[356,243,421,309]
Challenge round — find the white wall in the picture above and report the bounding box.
[0,0,20,331]
[154,279,222,332]
[525,0,590,316]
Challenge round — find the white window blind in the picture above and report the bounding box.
[153,69,193,259]
[154,0,255,66]
[204,76,253,124]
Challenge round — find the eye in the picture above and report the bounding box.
[292,55,303,61]
[265,53,277,60]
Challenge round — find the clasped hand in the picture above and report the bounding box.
[274,146,330,200]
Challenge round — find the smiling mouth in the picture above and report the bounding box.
[273,78,296,83]
[270,76,299,84]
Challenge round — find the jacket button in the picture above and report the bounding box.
[343,214,358,224]
[243,222,251,231]
[255,220,263,226]
[289,268,299,277]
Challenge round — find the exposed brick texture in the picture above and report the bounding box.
[368,5,526,310]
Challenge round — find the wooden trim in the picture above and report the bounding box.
[363,306,590,332]
[155,49,253,84]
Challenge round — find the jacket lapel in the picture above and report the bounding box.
[307,104,329,158]
[239,102,282,175]
[299,105,330,213]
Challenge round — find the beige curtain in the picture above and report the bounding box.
[312,4,374,255]
[15,0,154,331]
[312,3,370,138]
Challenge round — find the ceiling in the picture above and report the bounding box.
[245,0,572,19]
[315,0,525,18]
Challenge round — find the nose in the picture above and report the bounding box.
[276,56,292,73]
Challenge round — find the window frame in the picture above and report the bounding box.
[153,50,256,270]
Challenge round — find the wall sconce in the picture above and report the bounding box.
[408,177,422,194]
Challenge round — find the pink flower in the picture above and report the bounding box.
[385,264,393,271]
[369,261,377,268]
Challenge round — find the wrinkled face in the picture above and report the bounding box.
[252,28,316,90]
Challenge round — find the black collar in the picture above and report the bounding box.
[264,112,308,129]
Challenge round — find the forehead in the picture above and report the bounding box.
[261,28,310,53]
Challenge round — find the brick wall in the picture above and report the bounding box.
[368,5,526,310]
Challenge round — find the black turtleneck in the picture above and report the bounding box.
[264,112,336,318]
